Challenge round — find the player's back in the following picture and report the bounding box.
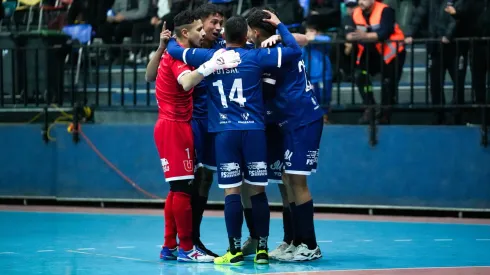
[270,44,323,130]
[155,52,194,122]
[206,47,266,132]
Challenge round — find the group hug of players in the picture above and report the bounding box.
[146,3,324,265]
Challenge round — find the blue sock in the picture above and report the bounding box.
[225,194,243,254]
[283,203,294,243]
[243,208,257,239]
[296,200,317,249]
[290,202,302,246]
[251,192,270,250]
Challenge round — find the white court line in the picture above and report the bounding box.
[251,265,490,275]
[318,240,333,243]
[66,250,160,263]
[394,239,412,242]
[204,243,214,246]
[77,248,95,251]
[116,246,135,249]
[0,252,16,255]
[37,250,55,253]
[476,239,490,241]
[434,239,453,241]
[359,240,372,242]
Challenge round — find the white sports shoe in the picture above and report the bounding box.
[242,236,258,256]
[275,243,297,261]
[177,245,215,263]
[289,244,322,262]
[269,242,290,259]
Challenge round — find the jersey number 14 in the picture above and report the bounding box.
[213,79,246,108]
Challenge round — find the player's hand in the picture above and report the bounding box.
[404,37,413,44]
[262,10,281,27]
[198,49,241,77]
[445,5,456,15]
[159,22,171,50]
[261,34,280,48]
[442,36,450,44]
[114,13,125,22]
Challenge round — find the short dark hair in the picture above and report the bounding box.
[195,3,224,21]
[246,7,277,38]
[224,16,248,44]
[173,10,200,38]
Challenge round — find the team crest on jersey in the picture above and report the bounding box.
[220,162,241,178]
[183,160,194,172]
[238,112,254,124]
[270,160,284,177]
[247,162,268,177]
[219,113,230,124]
[284,150,293,167]
[161,158,170,172]
[306,150,318,165]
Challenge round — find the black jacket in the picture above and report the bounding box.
[452,0,490,37]
[406,0,459,39]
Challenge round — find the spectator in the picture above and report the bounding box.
[303,17,333,123]
[445,0,490,124]
[98,0,151,62]
[67,0,114,34]
[128,0,170,63]
[347,0,406,124]
[405,0,468,125]
[338,0,358,81]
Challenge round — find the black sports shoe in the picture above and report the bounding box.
[195,239,219,258]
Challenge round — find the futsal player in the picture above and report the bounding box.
[145,10,241,262]
[188,3,226,258]
[247,8,324,262]
[166,11,303,265]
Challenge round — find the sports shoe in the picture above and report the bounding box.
[275,243,297,261]
[289,244,322,262]
[160,246,178,260]
[195,239,219,258]
[269,242,289,259]
[177,246,215,263]
[254,249,269,264]
[242,236,258,256]
[214,251,244,265]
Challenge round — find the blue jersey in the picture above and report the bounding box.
[269,43,324,131]
[192,38,227,119]
[167,23,302,133]
[262,72,279,125]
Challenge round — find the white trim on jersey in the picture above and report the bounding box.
[183,48,189,64]
[244,179,268,186]
[284,170,312,176]
[203,164,217,171]
[277,47,282,68]
[177,70,192,85]
[165,175,195,182]
[263,78,276,85]
[218,181,242,189]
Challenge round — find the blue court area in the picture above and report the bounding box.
[1,210,489,275]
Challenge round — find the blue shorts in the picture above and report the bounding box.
[266,124,284,184]
[215,130,268,189]
[191,118,216,171]
[283,119,323,175]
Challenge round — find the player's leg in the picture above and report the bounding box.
[277,119,323,262]
[213,131,245,265]
[190,119,218,257]
[242,130,270,264]
[240,183,259,256]
[155,119,214,263]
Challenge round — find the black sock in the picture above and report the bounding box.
[191,195,208,242]
[243,208,257,239]
[291,202,302,246]
[296,200,317,249]
[225,194,243,254]
[228,237,241,255]
[282,205,294,244]
[251,192,270,250]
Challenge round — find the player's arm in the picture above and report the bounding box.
[146,23,171,82]
[261,33,309,48]
[166,38,217,67]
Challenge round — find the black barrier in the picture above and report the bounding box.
[0,38,489,122]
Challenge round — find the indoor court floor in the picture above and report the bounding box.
[0,205,489,275]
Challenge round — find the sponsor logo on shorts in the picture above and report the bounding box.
[238,112,255,124]
[220,162,241,178]
[270,160,283,177]
[284,150,293,167]
[247,161,268,177]
[306,150,319,165]
[183,160,194,172]
[161,158,170,172]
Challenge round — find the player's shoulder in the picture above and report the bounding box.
[212,38,226,49]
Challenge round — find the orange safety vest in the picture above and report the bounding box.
[352,2,405,65]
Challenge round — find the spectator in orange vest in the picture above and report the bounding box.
[346,0,406,124]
